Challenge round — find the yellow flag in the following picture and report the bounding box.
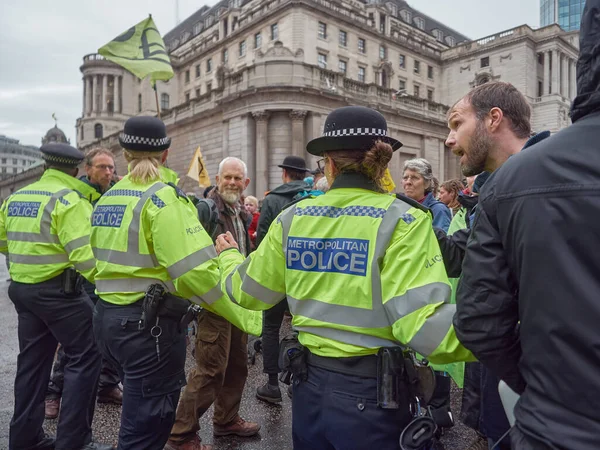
[186,147,211,187]
[380,168,396,193]
[98,15,173,86]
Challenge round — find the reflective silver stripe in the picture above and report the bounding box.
[241,274,284,305]
[225,264,242,304]
[407,303,456,357]
[64,235,90,254]
[7,231,60,244]
[167,245,216,280]
[383,283,451,323]
[40,189,73,243]
[295,325,401,349]
[93,248,159,268]
[278,204,297,255]
[96,277,174,293]
[9,253,69,264]
[74,258,96,272]
[94,183,166,268]
[191,284,223,306]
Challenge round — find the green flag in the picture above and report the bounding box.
[99,15,173,86]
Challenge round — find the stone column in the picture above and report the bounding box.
[543,51,550,96]
[561,54,568,97]
[569,58,577,100]
[252,111,270,197]
[290,110,308,159]
[92,75,98,113]
[87,76,93,115]
[438,139,446,181]
[551,49,559,95]
[102,75,108,112]
[82,76,87,116]
[116,76,122,113]
[222,120,230,159]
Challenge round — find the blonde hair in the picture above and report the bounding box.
[123,150,164,184]
[244,195,258,207]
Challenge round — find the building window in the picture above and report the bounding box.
[538,80,543,97]
[317,53,327,69]
[161,93,170,109]
[196,88,201,97]
[358,66,366,83]
[94,123,103,139]
[399,79,406,91]
[399,54,405,68]
[414,60,420,74]
[379,45,386,59]
[138,94,142,112]
[338,60,347,74]
[358,38,366,54]
[185,70,190,83]
[206,58,212,72]
[481,57,490,68]
[223,49,228,63]
[379,13,386,33]
[193,22,203,35]
[81,127,84,141]
[195,65,201,78]
[12,158,17,165]
[271,23,278,40]
[339,30,347,47]
[318,22,327,39]
[414,85,420,97]
[433,29,444,42]
[400,9,411,23]
[427,65,434,79]
[1,158,6,164]
[12,168,17,174]
[445,36,455,46]
[427,89,434,101]
[415,17,425,30]
[254,33,262,49]
[185,92,190,102]
[239,40,246,56]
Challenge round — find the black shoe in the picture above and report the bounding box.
[80,442,115,450]
[31,434,55,449]
[256,382,282,403]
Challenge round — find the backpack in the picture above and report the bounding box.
[194,198,220,239]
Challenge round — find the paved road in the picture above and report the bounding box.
[0,256,476,449]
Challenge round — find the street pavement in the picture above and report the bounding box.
[0,256,476,449]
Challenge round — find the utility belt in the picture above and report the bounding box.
[278,332,440,449]
[138,283,201,333]
[62,267,84,296]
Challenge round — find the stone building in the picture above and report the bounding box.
[0,136,43,181]
[76,0,580,197]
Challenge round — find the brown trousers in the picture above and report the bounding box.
[170,310,248,441]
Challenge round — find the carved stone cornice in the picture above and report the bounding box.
[251,110,270,122]
[289,110,308,121]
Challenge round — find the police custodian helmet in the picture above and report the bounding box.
[119,116,171,152]
[306,106,403,156]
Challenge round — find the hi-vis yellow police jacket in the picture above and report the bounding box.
[219,173,474,363]
[0,169,98,284]
[90,171,262,336]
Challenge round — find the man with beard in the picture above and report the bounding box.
[167,157,260,450]
[442,81,549,450]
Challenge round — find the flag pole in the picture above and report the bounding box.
[154,84,161,118]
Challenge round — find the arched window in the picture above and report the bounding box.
[94,123,103,139]
[414,17,425,30]
[138,94,142,112]
[400,9,411,23]
[161,93,170,110]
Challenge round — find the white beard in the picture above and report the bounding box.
[221,190,241,205]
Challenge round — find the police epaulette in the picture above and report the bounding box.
[167,182,189,203]
[395,193,429,213]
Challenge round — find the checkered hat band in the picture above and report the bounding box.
[42,154,80,165]
[120,133,170,147]
[322,128,388,137]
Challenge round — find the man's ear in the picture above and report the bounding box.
[488,107,504,133]
[244,178,250,189]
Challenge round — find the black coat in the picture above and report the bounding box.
[455,2,600,447]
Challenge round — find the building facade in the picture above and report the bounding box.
[0,135,43,180]
[76,0,579,198]
[540,0,586,31]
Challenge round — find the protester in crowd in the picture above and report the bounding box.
[439,179,465,216]
[244,195,260,249]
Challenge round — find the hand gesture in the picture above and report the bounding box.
[215,231,239,255]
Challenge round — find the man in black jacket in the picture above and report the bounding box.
[255,155,310,403]
[455,2,600,448]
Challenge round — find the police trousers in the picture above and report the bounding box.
[8,276,101,450]
[293,364,412,450]
[47,280,120,399]
[262,298,288,375]
[93,298,186,450]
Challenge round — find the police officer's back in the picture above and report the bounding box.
[215,106,473,449]
[90,116,261,449]
[0,143,111,450]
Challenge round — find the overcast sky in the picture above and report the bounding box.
[0,0,539,147]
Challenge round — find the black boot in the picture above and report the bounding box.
[256,382,282,403]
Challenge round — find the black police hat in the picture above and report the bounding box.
[119,116,171,152]
[278,155,309,172]
[306,106,402,156]
[40,143,84,168]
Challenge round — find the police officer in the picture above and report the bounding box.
[215,106,473,449]
[0,143,112,450]
[90,116,261,449]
